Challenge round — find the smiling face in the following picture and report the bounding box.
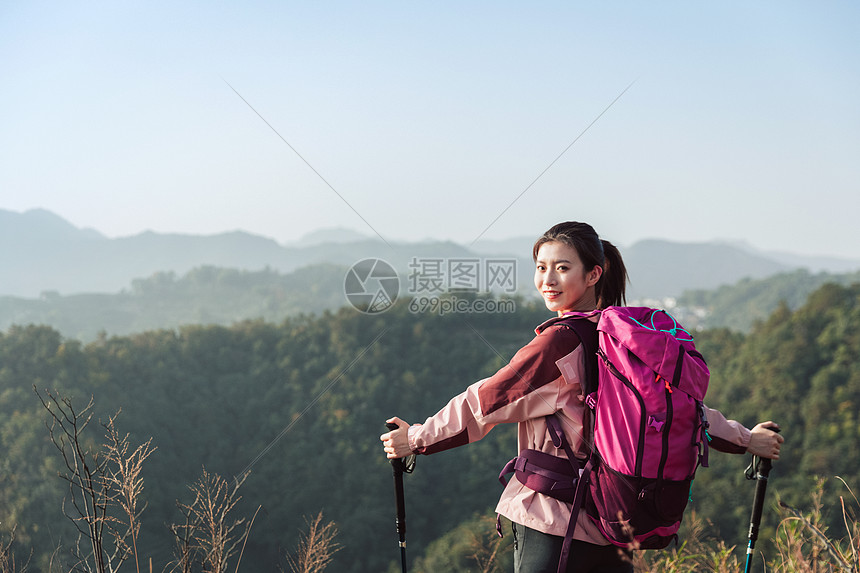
[534,240,602,316]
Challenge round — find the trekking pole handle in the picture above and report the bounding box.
[386,423,408,540]
[386,422,406,474]
[746,427,780,546]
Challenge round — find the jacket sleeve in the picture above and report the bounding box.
[408,325,582,455]
[705,405,751,454]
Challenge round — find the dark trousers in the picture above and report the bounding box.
[512,522,634,573]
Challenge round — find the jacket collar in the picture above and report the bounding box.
[535,309,601,334]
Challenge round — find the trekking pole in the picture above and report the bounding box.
[743,428,780,573]
[386,423,416,573]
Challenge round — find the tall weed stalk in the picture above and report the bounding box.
[774,478,859,572]
[282,512,340,573]
[35,389,257,573]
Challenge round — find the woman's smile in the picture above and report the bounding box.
[534,240,601,315]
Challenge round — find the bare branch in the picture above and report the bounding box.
[172,469,252,573]
[0,526,33,573]
[35,387,155,573]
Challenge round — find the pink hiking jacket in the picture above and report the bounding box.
[407,315,751,541]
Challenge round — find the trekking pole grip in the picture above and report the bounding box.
[385,422,407,524]
[744,427,780,573]
[386,422,406,474]
[386,422,409,572]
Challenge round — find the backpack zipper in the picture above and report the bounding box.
[597,347,647,477]
[657,377,673,482]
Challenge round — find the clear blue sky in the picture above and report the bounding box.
[2,1,859,258]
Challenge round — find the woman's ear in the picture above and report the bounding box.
[587,265,603,287]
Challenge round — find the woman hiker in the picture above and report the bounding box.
[381,221,784,573]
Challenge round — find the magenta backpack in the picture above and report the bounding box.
[499,307,711,572]
[581,307,711,547]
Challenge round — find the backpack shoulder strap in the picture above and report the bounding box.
[558,316,599,397]
[546,412,595,573]
[549,316,600,573]
[557,316,599,456]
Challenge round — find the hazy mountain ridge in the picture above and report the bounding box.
[624,239,789,300]
[1,209,475,297]
[3,208,859,302]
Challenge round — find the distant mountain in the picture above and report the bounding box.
[2,208,859,300]
[623,239,791,301]
[290,227,372,247]
[0,207,105,242]
[759,249,860,274]
[470,236,537,258]
[0,209,473,297]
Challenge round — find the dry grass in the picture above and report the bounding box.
[102,414,156,573]
[33,389,260,573]
[36,388,155,573]
[771,478,859,573]
[630,511,742,573]
[466,515,508,573]
[169,469,255,573]
[632,478,860,573]
[282,512,341,573]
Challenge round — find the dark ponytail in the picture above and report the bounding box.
[598,239,627,309]
[533,222,628,309]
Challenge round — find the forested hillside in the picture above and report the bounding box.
[692,283,860,520]
[0,297,544,572]
[1,284,859,571]
[6,260,860,345]
[0,265,350,341]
